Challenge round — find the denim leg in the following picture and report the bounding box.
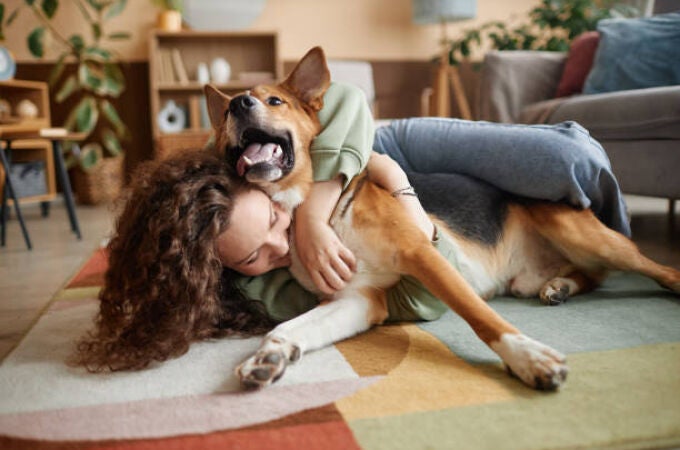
[373,118,631,237]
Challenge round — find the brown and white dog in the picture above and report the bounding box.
[205,47,680,391]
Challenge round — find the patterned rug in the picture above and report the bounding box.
[1,249,679,449]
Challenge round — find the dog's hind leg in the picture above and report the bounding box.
[539,265,606,306]
[236,288,388,389]
[397,239,568,390]
[528,204,680,294]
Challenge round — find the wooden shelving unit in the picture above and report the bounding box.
[148,30,281,159]
[0,80,56,206]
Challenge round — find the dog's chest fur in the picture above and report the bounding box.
[288,197,402,297]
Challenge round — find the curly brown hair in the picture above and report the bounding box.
[73,151,275,372]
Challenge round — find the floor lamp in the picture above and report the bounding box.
[413,0,475,119]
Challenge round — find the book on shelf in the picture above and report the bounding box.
[157,49,177,83]
[171,48,190,84]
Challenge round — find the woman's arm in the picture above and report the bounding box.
[366,153,435,240]
[294,177,356,295]
[294,82,375,295]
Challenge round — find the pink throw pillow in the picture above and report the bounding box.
[555,31,600,98]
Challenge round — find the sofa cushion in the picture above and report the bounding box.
[555,31,600,98]
[544,85,680,140]
[583,12,680,94]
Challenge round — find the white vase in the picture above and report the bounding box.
[196,63,210,84]
[210,58,231,84]
[157,100,186,133]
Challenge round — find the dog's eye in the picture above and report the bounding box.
[267,97,283,106]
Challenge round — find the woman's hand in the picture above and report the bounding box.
[294,177,356,295]
[367,153,435,240]
[294,216,356,295]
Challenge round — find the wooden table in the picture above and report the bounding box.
[0,128,85,249]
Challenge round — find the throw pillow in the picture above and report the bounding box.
[583,12,680,94]
[554,31,600,97]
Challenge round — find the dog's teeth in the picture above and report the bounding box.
[273,146,283,157]
[243,156,254,166]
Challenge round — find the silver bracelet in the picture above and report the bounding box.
[391,185,418,198]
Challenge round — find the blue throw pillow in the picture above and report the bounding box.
[583,12,680,94]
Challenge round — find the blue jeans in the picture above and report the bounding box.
[373,118,631,237]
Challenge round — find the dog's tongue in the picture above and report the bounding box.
[237,142,282,176]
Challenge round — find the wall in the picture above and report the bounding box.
[5,0,536,62]
[5,0,535,173]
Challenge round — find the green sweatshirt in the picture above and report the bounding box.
[235,82,449,323]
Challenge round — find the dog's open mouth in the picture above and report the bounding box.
[233,128,294,182]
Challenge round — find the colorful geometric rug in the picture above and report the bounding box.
[1,249,679,449]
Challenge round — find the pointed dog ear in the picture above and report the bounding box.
[204,84,231,129]
[281,47,331,111]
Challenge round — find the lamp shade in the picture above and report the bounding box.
[412,0,476,24]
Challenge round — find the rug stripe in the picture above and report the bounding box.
[0,378,379,441]
[336,324,514,421]
[348,343,680,450]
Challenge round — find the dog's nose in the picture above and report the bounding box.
[230,95,257,116]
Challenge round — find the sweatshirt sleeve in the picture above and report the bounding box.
[311,82,375,189]
[235,269,320,323]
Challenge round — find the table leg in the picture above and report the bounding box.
[0,142,33,250]
[52,140,81,239]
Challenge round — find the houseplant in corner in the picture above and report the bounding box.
[447,0,637,64]
[0,0,131,204]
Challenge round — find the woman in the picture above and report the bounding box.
[74,85,629,372]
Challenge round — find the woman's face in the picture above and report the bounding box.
[217,188,292,276]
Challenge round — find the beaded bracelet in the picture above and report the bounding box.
[391,186,418,198]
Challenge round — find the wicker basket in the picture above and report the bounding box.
[71,157,124,205]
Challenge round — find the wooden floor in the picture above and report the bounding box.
[0,195,678,361]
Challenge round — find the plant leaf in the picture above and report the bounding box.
[69,34,85,53]
[104,0,127,20]
[27,27,45,58]
[100,99,128,137]
[55,74,78,103]
[84,46,111,61]
[102,62,125,97]
[101,127,122,156]
[41,0,58,18]
[85,0,104,12]
[65,95,99,135]
[78,61,104,93]
[48,52,68,87]
[92,23,101,41]
[78,143,102,172]
[7,7,20,26]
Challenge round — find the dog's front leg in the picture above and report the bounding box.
[236,289,387,389]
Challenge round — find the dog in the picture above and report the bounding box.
[204,47,680,391]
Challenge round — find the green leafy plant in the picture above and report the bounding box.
[447,0,638,64]
[0,0,131,171]
[151,0,183,12]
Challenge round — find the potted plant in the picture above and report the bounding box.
[152,0,183,32]
[447,0,637,64]
[0,0,131,204]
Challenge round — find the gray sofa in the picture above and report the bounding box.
[477,50,680,214]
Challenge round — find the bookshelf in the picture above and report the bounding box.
[148,30,282,158]
[0,80,56,206]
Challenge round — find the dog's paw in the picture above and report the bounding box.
[539,277,574,306]
[492,333,568,391]
[236,335,301,390]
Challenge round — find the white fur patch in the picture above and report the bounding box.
[272,187,304,211]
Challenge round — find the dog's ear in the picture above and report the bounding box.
[204,84,231,129]
[281,47,331,111]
